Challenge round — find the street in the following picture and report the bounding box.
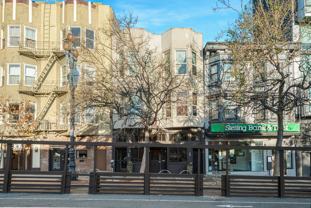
[0,194,310,208]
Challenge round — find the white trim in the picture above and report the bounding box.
[0,28,3,49]
[88,1,92,25]
[24,26,37,49]
[7,63,21,85]
[24,64,37,86]
[0,66,3,87]
[7,25,21,48]
[73,0,77,22]
[60,30,63,50]
[2,0,5,23]
[12,0,16,20]
[62,0,65,24]
[28,0,32,23]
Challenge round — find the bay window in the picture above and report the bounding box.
[177,91,188,116]
[176,50,187,74]
[70,27,81,47]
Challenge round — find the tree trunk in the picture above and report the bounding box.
[139,127,150,173]
[274,112,284,176]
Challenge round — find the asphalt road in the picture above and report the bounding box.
[0,193,311,208]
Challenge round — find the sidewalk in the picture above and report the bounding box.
[0,193,310,208]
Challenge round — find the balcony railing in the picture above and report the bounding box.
[18,41,65,58]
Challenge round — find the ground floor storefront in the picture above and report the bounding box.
[0,136,112,173]
[205,123,311,176]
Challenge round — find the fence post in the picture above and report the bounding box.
[3,143,12,193]
[89,172,98,194]
[278,149,285,198]
[144,173,150,195]
[195,174,204,196]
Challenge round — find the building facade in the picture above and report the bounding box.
[112,28,206,174]
[0,0,113,173]
[203,42,301,176]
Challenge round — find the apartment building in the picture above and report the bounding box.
[0,0,113,173]
[203,43,302,176]
[112,28,206,174]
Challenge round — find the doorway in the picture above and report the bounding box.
[150,148,167,173]
[49,148,65,171]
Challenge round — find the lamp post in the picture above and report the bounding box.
[64,33,80,180]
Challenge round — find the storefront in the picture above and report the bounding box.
[205,123,301,176]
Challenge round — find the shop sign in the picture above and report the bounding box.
[211,123,300,133]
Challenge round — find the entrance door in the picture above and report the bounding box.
[49,148,65,171]
[150,148,167,173]
[115,148,127,172]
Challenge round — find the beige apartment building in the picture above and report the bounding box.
[113,28,206,174]
[0,0,113,173]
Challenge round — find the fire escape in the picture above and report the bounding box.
[18,3,67,131]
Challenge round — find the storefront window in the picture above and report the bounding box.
[169,148,187,162]
[286,150,293,169]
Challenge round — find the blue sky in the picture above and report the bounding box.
[106,0,244,42]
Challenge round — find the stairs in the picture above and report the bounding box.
[33,54,58,92]
[43,3,51,50]
[34,90,58,129]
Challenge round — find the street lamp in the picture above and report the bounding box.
[64,33,80,180]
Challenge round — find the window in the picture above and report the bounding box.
[60,65,68,87]
[129,95,141,114]
[59,104,67,125]
[177,91,188,116]
[210,101,219,120]
[286,151,293,169]
[8,64,20,85]
[86,29,94,49]
[8,25,20,47]
[8,103,19,123]
[24,65,36,86]
[164,50,170,74]
[70,27,81,47]
[192,51,197,76]
[224,101,239,120]
[76,150,87,159]
[25,102,36,121]
[169,148,187,162]
[25,27,36,48]
[84,66,96,83]
[192,92,197,116]
[165,94,171,118]
[128,52,137,75]
[176,50,187,74]
[210,64,218,83]
[85,107,96,123]
[223,63,233,81]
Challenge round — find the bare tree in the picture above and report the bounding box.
[217,0,311,175]
[78,15,185,173]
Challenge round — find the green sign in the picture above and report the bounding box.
[211,123,300,133]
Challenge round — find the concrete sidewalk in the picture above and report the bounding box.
[0,193,310,208]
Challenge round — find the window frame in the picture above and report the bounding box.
[209,64,219,83]
[7,63,21,85]
[70,26,81,48]
[176,91,188,117]
[176,50,187,75]
[85,28,95,49]
[24,26,37,49]
[192,51,197,76]
[60,65,68,87]
[24,64,37,86]
[7,25,21,47]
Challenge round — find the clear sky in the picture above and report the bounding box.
[106,0,244,43]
